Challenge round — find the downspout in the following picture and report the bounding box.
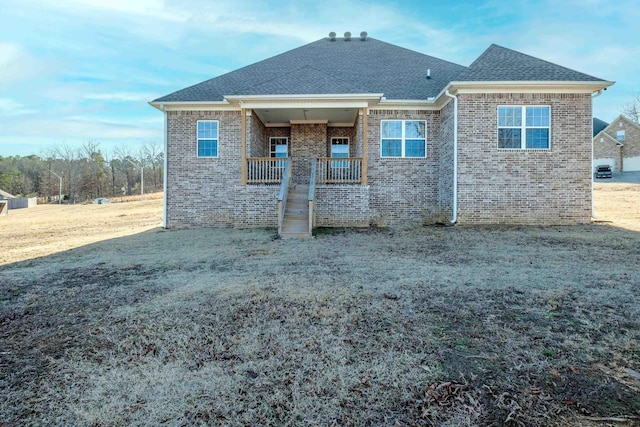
[161,103,168,228]
[445,90,458,224]
[591,89,603,219]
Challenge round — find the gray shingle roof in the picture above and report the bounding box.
[455,44,604,82]
[154,37,466,102]
[154,39,608,103]
[593,117,609,136]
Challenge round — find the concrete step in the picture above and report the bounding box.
[284,212,309,223]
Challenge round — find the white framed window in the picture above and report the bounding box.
[497,106,550,149]
[381,120,426,158]
[616,130,625,141]
[270,137,288,167]
[331,137,349,168]
[197,120,219,157]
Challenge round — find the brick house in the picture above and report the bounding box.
[150,32,612,236]
[593,115,640,172]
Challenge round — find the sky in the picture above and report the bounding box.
[1,0,638,157]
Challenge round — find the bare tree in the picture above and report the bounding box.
[621,93,640,124]
[52,143,81,203]
[142,143,163,192]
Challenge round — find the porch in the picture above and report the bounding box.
[239,157,370,238]
[235,106,371,237]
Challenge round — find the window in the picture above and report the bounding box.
[270,137,288,167]
[197,120,218,157]
[498,106,550,149]
[381,120,426,158]
[616,130,625,141]
[331,137,349,168]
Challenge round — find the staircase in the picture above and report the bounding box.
[280,184,311,238]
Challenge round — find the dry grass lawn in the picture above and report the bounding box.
[1,186,639,426]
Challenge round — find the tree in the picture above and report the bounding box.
[621,93,640,124]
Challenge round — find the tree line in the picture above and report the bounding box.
[0,142,163,203]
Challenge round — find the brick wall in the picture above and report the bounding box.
[456,93,592,224]
[233,185,279,228]
[366,109,441,225]
[291,123,327,183]
[248,112,268,158]
[166,110,241,228]
[315,185,371,227]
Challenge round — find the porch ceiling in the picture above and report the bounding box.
[253,107,358,127]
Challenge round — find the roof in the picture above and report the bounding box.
[594,130,624,146]
[455,44,605,82]
[154,37,466,102]
[593,117,609,136]
[154,38,609,104]
[0,188,15,199]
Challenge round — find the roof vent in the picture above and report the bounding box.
[344,31,351,41]
[329,32,336,41]
[427,69,431,79]
[360,31,367,41]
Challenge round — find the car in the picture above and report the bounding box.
[93,197,110,204]
[595,165,612,179]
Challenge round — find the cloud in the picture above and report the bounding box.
[0,98,37,116]
[85,92,157,102]
[0,42,48,85]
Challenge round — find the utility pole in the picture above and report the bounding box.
[50,171,63,204]
[127,159,144,200]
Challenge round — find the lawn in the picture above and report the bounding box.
[1,186,639,426]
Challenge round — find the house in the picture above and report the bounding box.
[593,115,640,172]
[150,32,613,236]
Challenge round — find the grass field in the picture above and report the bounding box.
[1,186,639,426]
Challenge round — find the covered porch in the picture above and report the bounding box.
[226,94,380,187]
[231,98,376,236]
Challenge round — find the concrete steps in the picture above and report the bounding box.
[281,185,311,238]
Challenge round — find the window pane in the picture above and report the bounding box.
[331,145,349,156]
[498,128,522,148]
[381,121,402,138]
[381,139,402,157]
[525,129,549,149]
[405,121,425,138]
[198,121,218,138]
[198,139,218,157]
[498,107,522,127]
[526,107,549,127]
[405,139,425,157]
[275,145,287,154]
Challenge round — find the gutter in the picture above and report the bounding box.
[591,89,604,219]
[444,90,458,224]
[160,103,168,228]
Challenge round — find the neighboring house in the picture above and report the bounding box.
[0,188,15,200]
[150,32,612,234]
[593,115,640,172]
[0,189,11,216]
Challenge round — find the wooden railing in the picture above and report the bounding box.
[277,159,292,237]
[316,157,362,184]
[308,158,317,234]
[247,157,287,184]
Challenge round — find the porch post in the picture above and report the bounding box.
[361,107,368,186]
[241,108,247,185]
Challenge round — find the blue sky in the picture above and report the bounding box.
[1,0,638,157]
